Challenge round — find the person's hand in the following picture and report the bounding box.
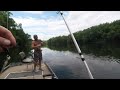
[0,26,16,53]
[37,44,41,47]
[36,44,41,49]
[34,44,41,50]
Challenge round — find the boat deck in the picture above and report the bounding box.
[0,62,55,79]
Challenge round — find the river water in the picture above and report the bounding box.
[42,47,120,79]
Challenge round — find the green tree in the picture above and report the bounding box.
[0,11,31,71]
[47,19,120,49]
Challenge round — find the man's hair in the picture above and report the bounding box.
[33,34,37,37]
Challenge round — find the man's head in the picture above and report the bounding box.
[33,35,38,41]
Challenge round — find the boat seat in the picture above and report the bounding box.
[19,51,34,70]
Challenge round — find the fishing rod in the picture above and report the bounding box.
[57,11,94,79]
[7,11,8,29]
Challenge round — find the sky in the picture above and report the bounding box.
[10,11,120,40]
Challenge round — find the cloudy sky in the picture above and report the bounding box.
[10,11,120,40]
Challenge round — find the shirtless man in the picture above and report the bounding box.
[31,35,43,71]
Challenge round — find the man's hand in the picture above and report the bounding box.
[37,44,41,47]
[0,26,16,52]
[36,44,41,49]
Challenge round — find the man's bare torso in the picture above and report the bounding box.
[32,40,42,51]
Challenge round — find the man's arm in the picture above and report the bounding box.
[39,40,44,46]
[31,41,41,49]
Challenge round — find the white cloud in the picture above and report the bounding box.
[12,15,69,40]
[13,16,47,27]
[12,11,120,40]
[65,11,120,31]
[21,11,44,14]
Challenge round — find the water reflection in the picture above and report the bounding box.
[48,43,120,63]
[81,43,120,59]
[42,46,120,79]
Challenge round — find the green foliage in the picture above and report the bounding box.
[47,19,120,48]
[0,11,31,71]
[47,35,69,47]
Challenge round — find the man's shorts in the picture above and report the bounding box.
[34,51,42,62]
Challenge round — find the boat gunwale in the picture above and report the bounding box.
[44,62,58,79]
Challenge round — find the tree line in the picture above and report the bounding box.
[47,20,120,48]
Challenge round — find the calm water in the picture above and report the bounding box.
[42,47,120,79]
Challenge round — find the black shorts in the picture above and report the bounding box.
[34,51,42,62]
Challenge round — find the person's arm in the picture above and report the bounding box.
[41,41,43,46]
[39,40,44,46]
[31,41,41,49]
